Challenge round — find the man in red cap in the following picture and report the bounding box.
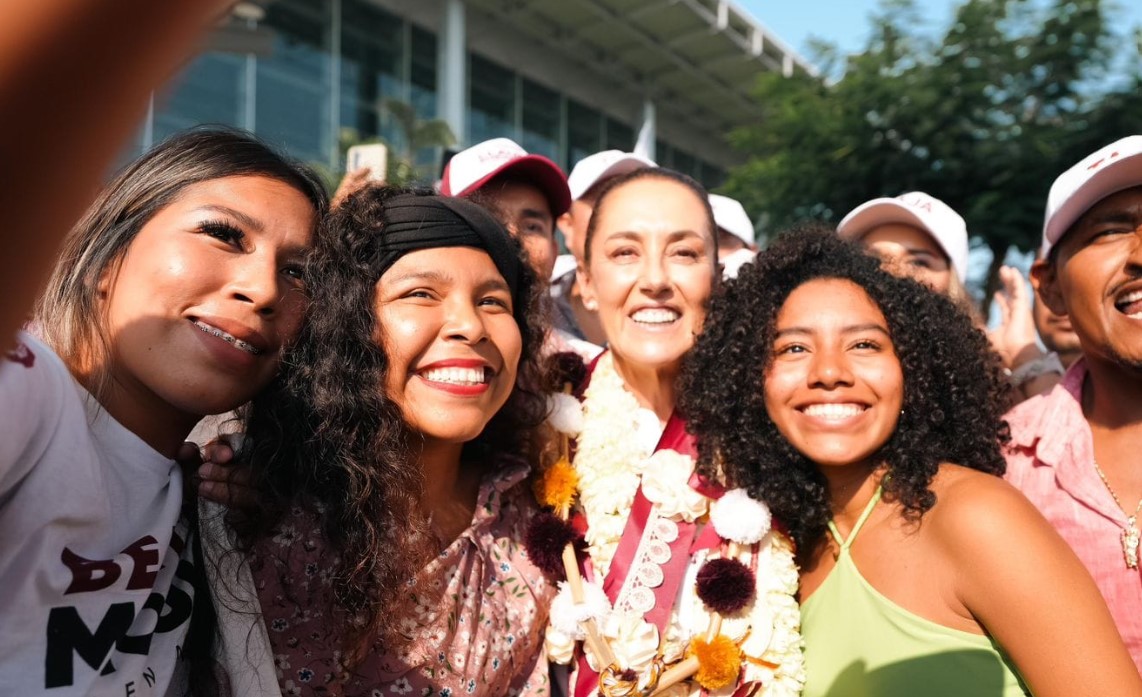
[441,138,571,281]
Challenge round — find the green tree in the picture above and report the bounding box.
[724,0,1138,303]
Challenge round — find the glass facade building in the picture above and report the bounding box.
[133,0,726,187]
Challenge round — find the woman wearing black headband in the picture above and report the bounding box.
[211,187,555,695]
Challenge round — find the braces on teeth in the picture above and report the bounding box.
[193,321,262,355]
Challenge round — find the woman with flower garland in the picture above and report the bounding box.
[528,168,804,697]
[679,227,1141,696]
[210,186,555,696]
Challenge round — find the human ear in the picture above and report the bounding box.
[1030,258,1067,317]
[576,259,597,312]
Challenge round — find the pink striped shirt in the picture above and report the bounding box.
[1004,359,1142,672]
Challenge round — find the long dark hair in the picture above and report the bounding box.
[679,225,1012,558]
[231,185,549,662]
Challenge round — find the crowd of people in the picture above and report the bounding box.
[3,3,1142,696]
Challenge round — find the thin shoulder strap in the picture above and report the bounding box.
[826,485,884,550]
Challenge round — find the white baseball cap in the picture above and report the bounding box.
[567,150,656,201]
[441,137,571,215]
[709,194,754,246]
[1042,135,1142,256]
[837,191,969,283]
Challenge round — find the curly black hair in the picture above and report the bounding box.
[230,185,549,662]
[679,224,1012,558]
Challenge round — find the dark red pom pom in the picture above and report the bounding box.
[695,557,755,615]
[524,511,577,579]
[546,351,589,398]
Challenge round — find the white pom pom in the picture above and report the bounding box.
[547,392,584,436]
[709,488,772,544]
[548,581,611,640]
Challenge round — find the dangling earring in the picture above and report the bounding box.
[584,299,598,311]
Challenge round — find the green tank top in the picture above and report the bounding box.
[800,487,1030,697]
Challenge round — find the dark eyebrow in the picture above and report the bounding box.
[605,229,706,243]
[775,323,891,338]
[384,269,453,285]
[519,208,553,222]
[904,247,942,258]
[196,204,263,232]
[1082,210,1142,227]
[477,277,512,295]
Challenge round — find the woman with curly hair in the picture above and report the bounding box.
[679,226,1141,696]
[530,168,805,697]
[208,186,555,695]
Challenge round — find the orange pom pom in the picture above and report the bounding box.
[688,635,742,690]
[535,458,578,512]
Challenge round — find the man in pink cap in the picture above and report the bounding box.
[551,150,655,348]
[1005,135,1142,671]
[441,137,571,281]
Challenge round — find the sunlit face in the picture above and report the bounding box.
[860,223,954,295]
[764,278,905,469]
[1034,186,1142,371]
[375,247,522,445]
[1032,294,1082,365]
[490,180,556,280]
[558,196,597,263]
[101,175,316,418]
[579,177,716,373]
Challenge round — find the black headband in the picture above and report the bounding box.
[373,194,522,304]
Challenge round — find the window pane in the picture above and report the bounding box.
[153,53,247,142]
[521,79,559,161]
[673,149,697,180]
[469,54,515,145]
[567,99,602,169]
[256,0,333,165]
[604,117,633,151]
[340,0,403,148]
[410,26,437,122]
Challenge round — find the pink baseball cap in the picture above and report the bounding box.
[441,137,571,216]
[837,191,969,283]
[1042,135,1142,256]
[567,150,656,201]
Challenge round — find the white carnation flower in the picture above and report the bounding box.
[709,488,772,544]
[641,450,707,522]
[544,626,576,665]
[595,613,660,672]
[546,392,584,436]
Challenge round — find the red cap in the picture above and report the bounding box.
[441,137,571,215]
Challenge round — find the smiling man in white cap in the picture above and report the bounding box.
[441,137,571,281]
[1005,135,1142,671]
[550,150,655,348]
[837,191,969,296]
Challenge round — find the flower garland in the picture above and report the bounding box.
[527,353,805,697]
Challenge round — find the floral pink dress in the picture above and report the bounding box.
[250,460,555,697]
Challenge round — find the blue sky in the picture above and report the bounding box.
[738,0,1142,68]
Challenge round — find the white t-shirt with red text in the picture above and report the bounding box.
[0,332,196,695]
